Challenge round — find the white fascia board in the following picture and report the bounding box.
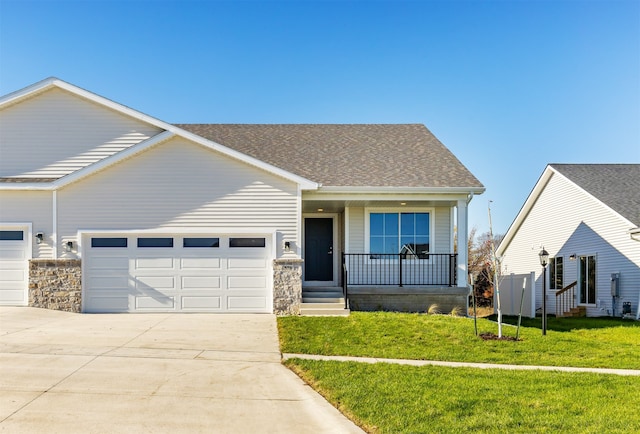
[311,186,485,195]
[496,165,553,257]
[1,77,319,191]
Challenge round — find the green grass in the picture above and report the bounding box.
[285,359,640,433]
[278,312,640,369]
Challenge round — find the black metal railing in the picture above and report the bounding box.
[342,262,349,309]
[342,253,458,287]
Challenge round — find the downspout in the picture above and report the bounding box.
[52,190,57,259]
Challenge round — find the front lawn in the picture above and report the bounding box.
[278,312,640,369]
[285,359,640,433]
[279,312,640,433]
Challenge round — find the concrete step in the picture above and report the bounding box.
[302,290,343,295]
[300,307,350,317]
[303,297,345,304]
[302,286,343,293]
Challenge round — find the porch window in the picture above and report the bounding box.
[369,212,430,258]
[549,256,563,290]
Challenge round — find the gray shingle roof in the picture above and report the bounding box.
[551,164,640,226]
[175,124,484,189]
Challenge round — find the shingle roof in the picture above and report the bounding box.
[175,124,484,189]
[551,164,640,226]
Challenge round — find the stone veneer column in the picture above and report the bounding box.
[29,259,82,313]
[272,258,303,315]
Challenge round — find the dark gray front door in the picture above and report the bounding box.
[304,218,333,281]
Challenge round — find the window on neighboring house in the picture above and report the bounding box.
[549,256,563,290]
[369,212,430,258]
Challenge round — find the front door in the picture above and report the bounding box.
[578,255,596,305]
[304,218,334,282]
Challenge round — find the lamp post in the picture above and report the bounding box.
[470,272,478,336]
[539,248,549,336]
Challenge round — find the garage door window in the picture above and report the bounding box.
[137,238,174,248]
[91,237,128,248]
[183,237,220,248]
[229,238,265,248]
[0,230,24,241]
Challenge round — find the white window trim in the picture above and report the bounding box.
[364,207,434,258]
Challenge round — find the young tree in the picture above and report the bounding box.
[468,228,504,308]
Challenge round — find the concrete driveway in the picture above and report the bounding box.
[0,307,363,433]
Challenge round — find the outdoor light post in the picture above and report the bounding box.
[539,248,549,336]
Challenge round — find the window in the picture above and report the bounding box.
[549,256,563,290]
[229,238,265,248]
[369,212,430,258]
[183,237,219,248]
[92,237,128,248]
[137,238,173,248]
[0,230,24,241]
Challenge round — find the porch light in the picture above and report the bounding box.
[569,254,577,261]
[538,248,549,336]
[400,202,407,206]
[65,241,73,252]
[284,241,291,252]
[35,232,44,244]
[317,208,323,212]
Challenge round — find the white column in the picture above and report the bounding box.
[456,199,468,287]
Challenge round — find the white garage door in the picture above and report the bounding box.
[0,227,29,306]
[84,234,272,313]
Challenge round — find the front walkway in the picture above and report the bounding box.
[282,353,640,376]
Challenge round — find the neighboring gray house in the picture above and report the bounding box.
[0,77,484,315]
[497,164,640,318]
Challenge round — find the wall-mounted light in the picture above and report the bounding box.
[65,241,73,252]
[569,254,577,261]
[284,241,291,252]
[35,232,44,244]
[317,208,324,212]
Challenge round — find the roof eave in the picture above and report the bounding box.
[315,186,485,194]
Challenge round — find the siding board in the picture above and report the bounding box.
[0,87,162,178]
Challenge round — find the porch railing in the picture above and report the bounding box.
[342,253,458,287]
[555,281,577,317]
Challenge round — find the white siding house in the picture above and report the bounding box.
[0,77,484,314]
[497,164,640,318]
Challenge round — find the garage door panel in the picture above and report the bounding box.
[89,256,128,270]
[227,296,267,310]
[181,296,222,310]
[181,257,221,269]
[135,296,175,310]
[135,276,175,289]
[0,248,26,261]
[0,269,26,282]
[135,257,174,269]
[227,258,267,269]
[228,276,267,289]
[182,276,221,289]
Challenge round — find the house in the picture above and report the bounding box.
[497,164,640,318]
[0,77,484,315]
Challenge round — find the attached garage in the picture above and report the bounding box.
[83,233,273,313]
[0,226,30,306]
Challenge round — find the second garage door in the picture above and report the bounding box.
[84,234,272,313]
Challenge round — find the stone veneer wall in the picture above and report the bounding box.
[273,258,303,315]
[29,259,82,313]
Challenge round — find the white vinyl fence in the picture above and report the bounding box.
[497,272,536,318]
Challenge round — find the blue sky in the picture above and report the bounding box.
[1,0,638,236]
